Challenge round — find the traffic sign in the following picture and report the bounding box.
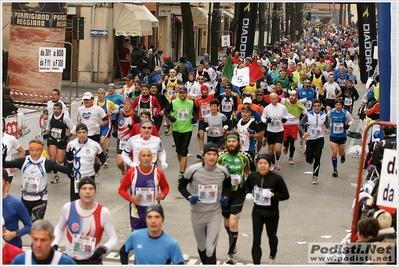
[90,30,108,37]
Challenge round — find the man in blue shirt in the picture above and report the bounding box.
[106,83,124,137]
[119,203,184,265]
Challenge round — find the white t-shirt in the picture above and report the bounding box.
[262,103,288,133]
[121,135,166,167]
[77,105,107,136]
[2,133,22,176]
[323,82,341,100]
[47,100,70,117]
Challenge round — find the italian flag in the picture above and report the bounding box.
[222,55,263,87]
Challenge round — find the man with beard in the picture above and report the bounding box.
[281,91,306,165]
[195,64,210,83]
[150,83,168,131]
[131,84,161,121]
[217,132,252,264]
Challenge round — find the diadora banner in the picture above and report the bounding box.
[357,3,378,83]
[235,3,258,58]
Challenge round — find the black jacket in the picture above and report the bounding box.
[3,94,18,118]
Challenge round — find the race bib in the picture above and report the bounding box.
[339,80,346,86]
[209,127,221,136]
[198,184,218,204]
[136,187,155,206]
[305,100,312,110]
[119,138,128,150]
[168,89,175,97]
[230,174,241,186]
[310,125,322,136]
[253,186,271,206]
[344,98,353,106]
[151,153,157,164]
[327,91,334,99]
[74,178,80,193]
[270,118,281,128]
[51,128,62,139]
[72,234,96,258]
[221,102,232,112]
[177,109,189,121]
[201,106,210,117]
[23,177,40,193]
[333,123,344,133]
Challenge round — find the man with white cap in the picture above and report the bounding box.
[178,142,231,265]
[52,177,117,264]
[119,203,184,264]
[77,92,108,144]
[236,104,262,160]
[65,123,107,201]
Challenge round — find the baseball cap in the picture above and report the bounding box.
[243,97,252,104]
[203,142,219,155]
[126,74,133,80]
[224,82,232,88]
[146,203,164,221]
[241,104,252,111]
[200,84,209,91]
[76,123,88,132]
[179,87,188,92]
[78,177,96,191]
[82,92,94,100]
[373,209,392,229]
[107,83,116,89]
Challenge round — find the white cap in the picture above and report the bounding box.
[243,97,252,104]
[82,92,94,100]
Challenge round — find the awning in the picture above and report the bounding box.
[173,15,199,31]
[113,3,159,36]
[190,6,208,27]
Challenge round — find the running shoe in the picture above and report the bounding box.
[299,138,303,148]
[269,163,276,172]
[312,176,318,185]
[302,145,307,154]
[226,255,236,265]
[276,160,281,170]
[103,155,109,167]
[341,155,346,163]
[283,147,288,155]
[164,125,170,135]
[196,152,203,160]
[50,175,60,184]
[178,172,184,179]
[289,158,294,165]
[262,138,267,147]
[332,170,338,177]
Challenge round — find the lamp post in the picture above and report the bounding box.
[44,40,74,115]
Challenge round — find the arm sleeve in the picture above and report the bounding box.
[222,173,232,198]
[178,174,192,200]
[118,168,134,202]
[298,114,308,134]
[64,116,76,134]
[45,159,70,174]
[62,102,70,117]
[101,207,118,252]
[16,201,32,236]
[119,244,130,265]
[261,107,267,123]
[245,173,255,194]
[153,98,161,114]
[3,158,26,169]
[157,170,170,197]
[346,111,355,126]
[158,147,167,165]
[164,102,173,117]
[52,203,70,246]
[273,176,290,201]
[121,150,137,168]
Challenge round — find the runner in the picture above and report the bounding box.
[131,83,161,120]
[46,88,69,117]
[178,142,231,264]
[236,105,261,160]
[204,99,229,151]
[52,178,118,264]
[118,148,169,231]
[106,83,124,138]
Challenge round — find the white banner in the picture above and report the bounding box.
[231,67,250,87]
[377,149,397,208]
[39,47,66,72]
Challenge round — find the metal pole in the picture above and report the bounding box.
[44,40,73,115]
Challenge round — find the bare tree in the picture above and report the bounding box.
[211,3,221,64]
[180,3,196,65]
[271,3,282,44]
[258,3,266,52]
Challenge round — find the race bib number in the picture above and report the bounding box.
[119,138,128,150]
[72,234,96,258]
[310,126,322,136]
[23,177,40,192]
[168,89,175,97]
[74,178,80,193]
[136,187,155,206]
[51,128,62,139]
[344,98,353,106]
[177,109,189,121]
[253,186,271,206]
[231,174,241,186]
[333,123,344,133]
[198,184,218,203]
[221,102,232,112]
[305,100,312,110]
[270,118,281,128]
[339,80,346,86]
[201,106,210,117]
[209,127,221,136]
[327,91,334,99]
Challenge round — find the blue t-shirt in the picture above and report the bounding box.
[124,229,184,264]
[2,194,32,247]
[106,93,124,120]
[329,108,348,138]
[12,251,76,265]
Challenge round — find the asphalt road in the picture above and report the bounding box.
[12,66,368,265]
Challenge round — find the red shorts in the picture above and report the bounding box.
[283,124,299,142]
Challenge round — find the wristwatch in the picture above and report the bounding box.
[15,231,21,238]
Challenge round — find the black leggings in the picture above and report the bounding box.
[283,136,296,158]
[22,199,47,222]
[305,138,324,177]
[251,208,279,264]
[153,115,163,131]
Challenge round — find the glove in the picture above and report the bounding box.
[161,162,168,169]
[223,125,229,130]
[262,189,274,198]
[43,133,49,140]
[94,163,101,173]
[225,165,231,172]
[266,117,272,124]
[219,197,229,207]
[90,246,107,260]
[188,196,200,205]
[245,193,254,202]
[127,124,133,130]
[344,124,350,130]
[281,118,287,123]
[168,115,176,123]
[191,117,197,124]
[52,244,59,251]
[66,149,74,162]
